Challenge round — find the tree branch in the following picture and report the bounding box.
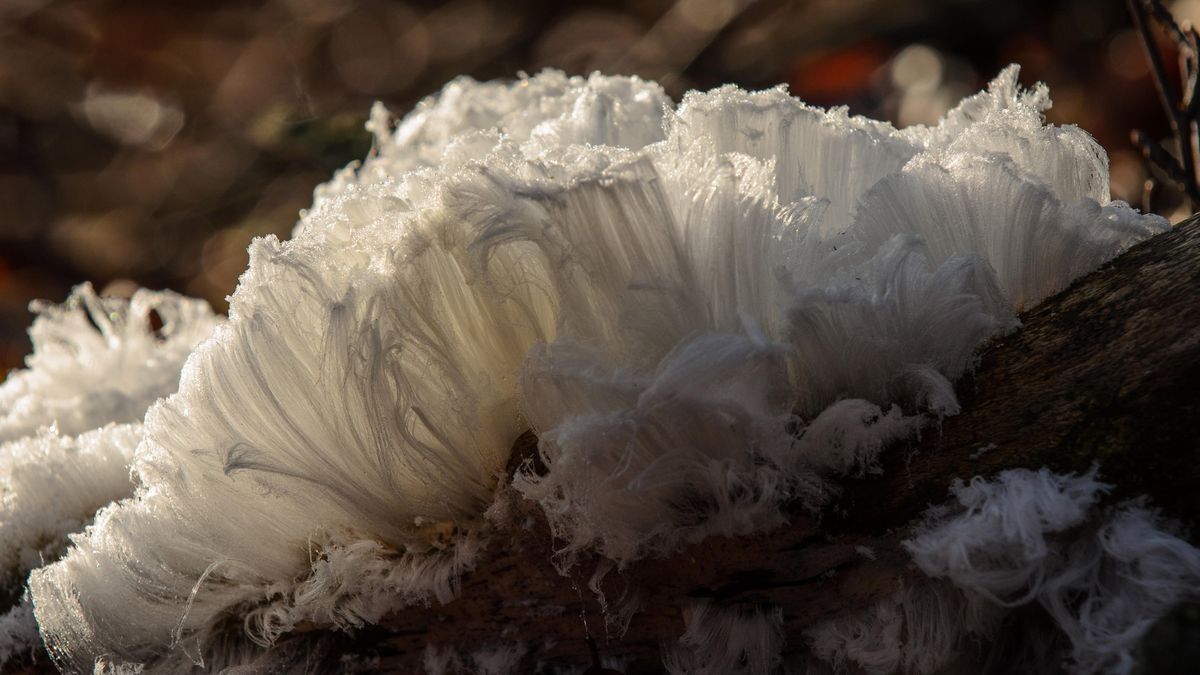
[1129,0,1200,209]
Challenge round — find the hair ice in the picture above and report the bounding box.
[22,65,1172,672]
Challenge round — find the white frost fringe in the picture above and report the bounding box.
[806,582,1002,675]
[22,65,1171,671]
[0,284,220,444]
[664,601,785,675]
[0,287,217,668]
[0,424,141,588]
[808,469,1200,674]
[423,642,528,675]
[0,596,40,666]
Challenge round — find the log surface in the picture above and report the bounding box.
[335,217,1200,673]
[282,217,1200,672]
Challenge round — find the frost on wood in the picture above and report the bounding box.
[0,286,218,667]
[805,582,1002,674]
[663,601,785,675]
[0,425,141,588]
[0,596,39,666]
[0,284,220,444]
[423,642,528,675]
[16,65,1181,672]
[808,469,1200,674]
[0,287,218,585]
[905,469,1200,674]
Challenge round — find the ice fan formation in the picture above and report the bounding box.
[0,65,1193,673]
[0,286,219,662]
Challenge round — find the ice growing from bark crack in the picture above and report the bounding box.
[22,66,1176,672]
[806,469,1200,675]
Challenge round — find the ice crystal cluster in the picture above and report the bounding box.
[0,65,1194,673]
[807,469,1200,674]
[0,286,219,662]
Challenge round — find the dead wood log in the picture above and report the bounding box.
[328,214,1200,673]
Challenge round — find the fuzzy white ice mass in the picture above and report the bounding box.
[0,286,219,662]
[0,66,1192,673]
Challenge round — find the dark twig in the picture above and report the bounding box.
[1128,0,1200,210]
[1182,27,1200,117]
[1134,130,1194,186]
[1146,0,1190,45]
[1130,0,1181,116]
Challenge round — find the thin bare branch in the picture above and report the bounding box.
[1134,130,1194,188]
[1129,0,1200,209]
[1147,0,1191,45]
[1129,0,1182,126]
[1181,26,1200,115]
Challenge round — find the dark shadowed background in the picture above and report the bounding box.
[0,0,1186,373]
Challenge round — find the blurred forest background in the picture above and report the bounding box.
[0,0,1190,373]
